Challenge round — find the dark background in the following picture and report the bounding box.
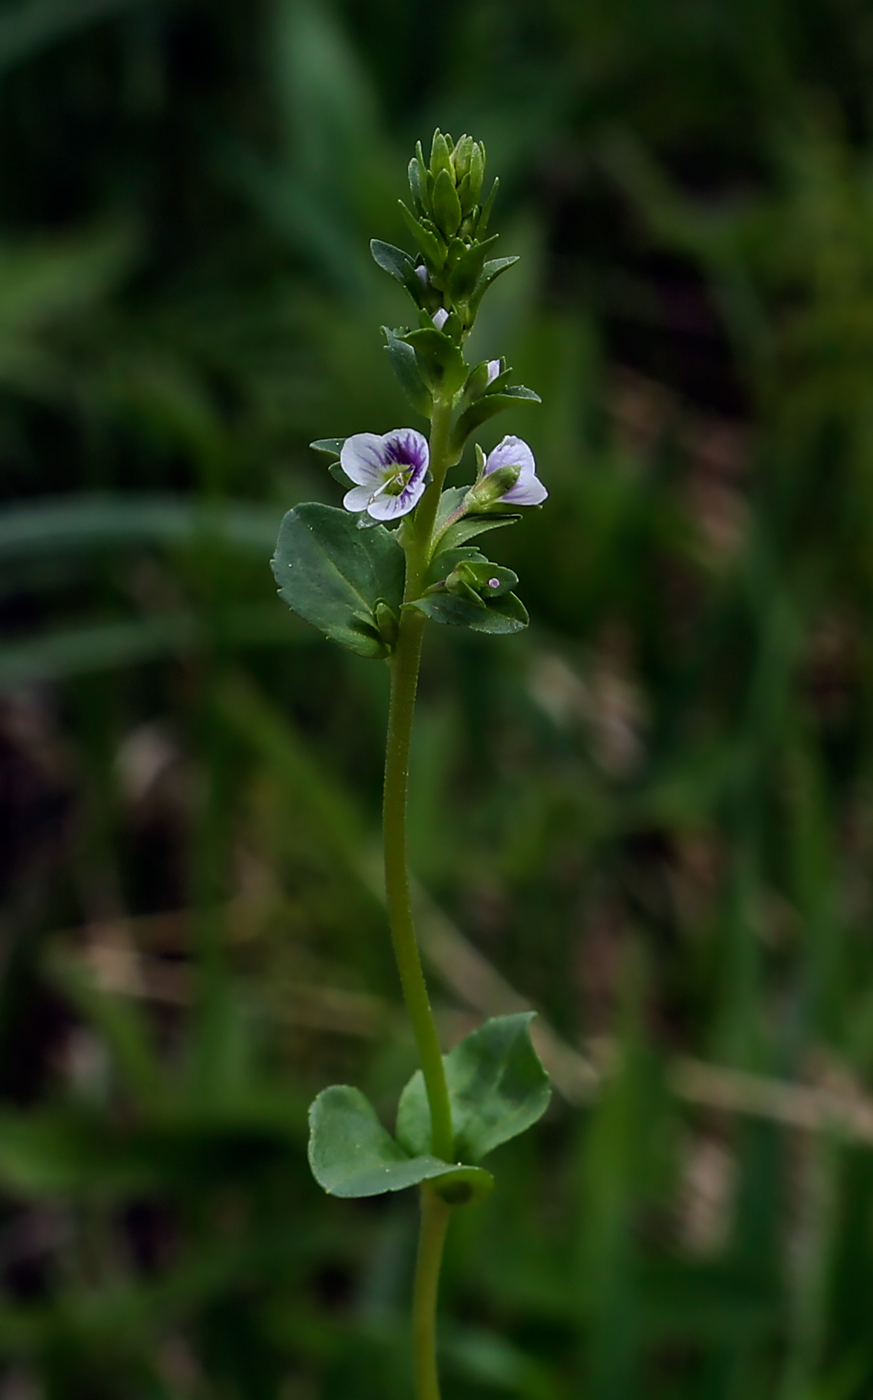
[3,0,873,1396]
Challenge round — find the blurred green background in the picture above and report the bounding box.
[4,0,873,1396]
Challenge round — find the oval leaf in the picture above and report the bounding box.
[308,1086,492,1200]
[450,386,541,455]
[408,590,529,635]
[271,503,404,659]
[396,1013,551,1164]
[383,327,433,417]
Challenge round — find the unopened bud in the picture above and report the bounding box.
[468,142,486,205]
[452,134,474,183]
[430,130,454,181]
[465,462,521,510]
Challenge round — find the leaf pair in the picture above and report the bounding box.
[410,544,529,635]
[272,501,530,656]
[308,1014,550,1204]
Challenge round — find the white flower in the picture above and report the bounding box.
[482,435,547,506]
[341,429,430,521]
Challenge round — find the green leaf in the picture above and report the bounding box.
[438,513,520,551]
[328,460,353,488]
[429,130,454,180]
[383,326,432,417]
[408,155,426,210]
[383,324,433,417]
[397,1014,550,1164]
[308,1086,493,1202]
[446,234,499,303]
[469,255,519,316]
[310,437,346,457]
[424,544,485,589]
[407,589,529,635]
[402,327,467,397]
[476,177,499,236]
[370,239,414,283]
[450,385,541,454]
[271,503,404,659]
[432,167,462,239]
[431,489,521,554]
[398,202,445,271]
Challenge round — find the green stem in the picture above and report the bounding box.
[412,1186,452,1400]
[382,394,457,1164]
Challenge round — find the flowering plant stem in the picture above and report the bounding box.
[382,395,457,1397]
[413,1186,453,1400]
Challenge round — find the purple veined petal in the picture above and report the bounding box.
[486,359,501,385]
[432,308,449,330]
[367,475,427,521]
[484,435,536,481]
[484,435,548,506]
[343,485,375,513]
[381,428,429,480]
[341,432,392,486]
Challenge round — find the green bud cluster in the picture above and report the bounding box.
[368,130,538,443]
[395,129,512,336]
[408,131,489,243]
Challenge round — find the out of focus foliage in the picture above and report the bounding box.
[3,0,873,1397]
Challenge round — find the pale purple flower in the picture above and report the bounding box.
[483,435,547,506]
[341,429,429,522]
[415,265,428,286]
[486,359,501,385]
[432,308,449,330]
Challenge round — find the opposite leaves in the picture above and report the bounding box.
[308,1086,493,1204]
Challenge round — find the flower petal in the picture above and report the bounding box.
[486,359,501,385]
[503,475,548,506]
[341,433,390,486]
[343,485,374,513]
[432,308,449,330]
[367,478,426,521]
[484,435,536,481]
[381,428,429,479]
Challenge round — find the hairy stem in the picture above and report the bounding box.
[412,1186,452,1400]
[383,394,458,1399]
[382,394,457,1162]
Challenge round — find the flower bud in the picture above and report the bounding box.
[468,142,486,206]
[452,134,474,183]
[430,130,454,181]
[464,462,521,510]
[432,167,462,239]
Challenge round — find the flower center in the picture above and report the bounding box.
[380,465,413,497]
